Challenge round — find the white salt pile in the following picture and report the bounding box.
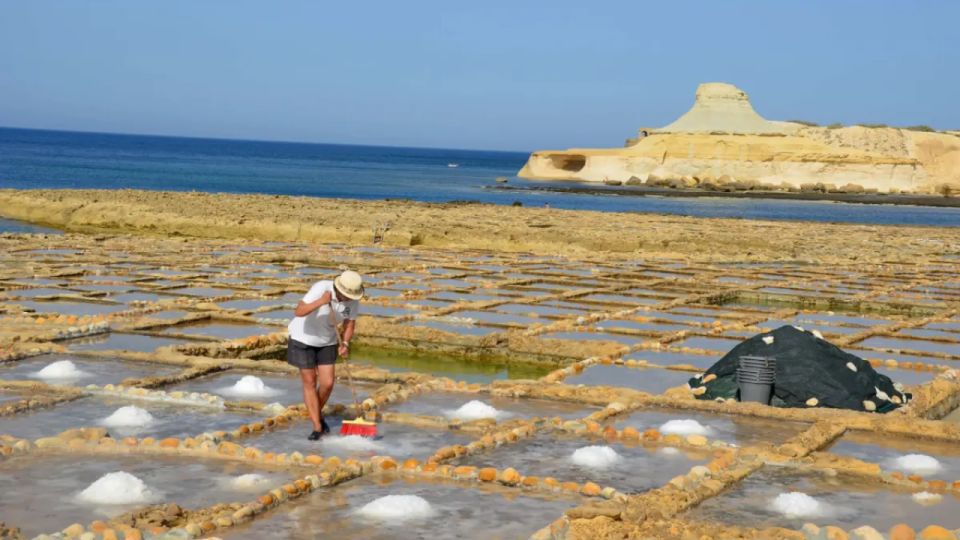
[445,400,509,422]
[356,495,435,522]
[890,454,942,475]
[320,435,385,453]
[77,471,157,505]
[99,406,155,428]
[912,491,943,506]
[33,360,87,380]
[570,445,622,469]
[228,473,274,491]
[660,419,711,436]
[218,375,281,398]
[770,492,822,518]
[657,447,681,457]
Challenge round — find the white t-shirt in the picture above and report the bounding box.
[287,280,360,347]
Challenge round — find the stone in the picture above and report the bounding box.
[850,526,885,540]
[918,525,956,540]
[686,434,708,446]
[823,526,848,540]
[63,524,85,537]
[478,468,497,482]
[580,482,602,496]
[888,524,916,540]
[499,467,521,486]
[564,500,622,519]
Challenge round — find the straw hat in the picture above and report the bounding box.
[334,270,365,300]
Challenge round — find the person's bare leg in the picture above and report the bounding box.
[316,364,336,415]
[300,368,321,431]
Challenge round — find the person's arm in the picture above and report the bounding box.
[339,319,356,357]
[294,291,331,317]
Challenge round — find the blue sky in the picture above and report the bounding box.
[0,1,957,151]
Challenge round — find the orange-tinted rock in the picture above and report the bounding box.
[919,525,956,540]
[158,438,180,448]
[642,428,660,441]
[581,482,602,496]
[478,468,497,482]
[258,494,274,506]
[500,467,521,486]
[453,466,476,478]
[522,476,540,487]
[379,458,398,470]
[305,455,324,466]
[889,524,916,540]
[561,481,580,493]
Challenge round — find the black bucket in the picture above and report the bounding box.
[737,355,776,404]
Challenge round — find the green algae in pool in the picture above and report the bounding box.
[352,347,552,383]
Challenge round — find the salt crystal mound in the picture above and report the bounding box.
[912,491,943,506]
[659,419,711,436]
[227,473,274,492]
[77,471,159,505]
[889,454,942,475]
[657,447,681,457]
[99,406,155,428]
[356,494,436,522]
[320,435,385,454]
[769,492,823,518]
[32,359,88,380]
[445,400,511,422]
[217,375,282,398]
[570,445,623,469]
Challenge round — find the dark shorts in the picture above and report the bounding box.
[287,339,338,369]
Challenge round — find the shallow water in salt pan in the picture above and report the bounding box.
[223,475,582,540]
[827,432,960,480]
[613,409,807,447]
[167,370,378,406]
[459,432,710,494]
[386,392,594,420]
[0,395,258,440]
[65,332,197,352]
[246,418,475,461]
[687,466,960,530]
[160,321,276,340]
[563,365,693,394]
[0,454,291,537]
[0,353,179,386]
[15,300,124,316]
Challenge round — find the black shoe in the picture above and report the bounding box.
[320,418,331,434]
[307,430,323,441]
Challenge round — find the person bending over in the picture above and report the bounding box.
[286,270,364,440]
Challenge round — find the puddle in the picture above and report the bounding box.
[429,291,503,303]
[13,300,125,316]
[564,365,693,394]
[596,320,694,334]
[0,217,62,234]
[0,454,291,538]
[897,328,960,341]
[0,353,179,386]
[246,418,475,462]
[623,350,720,370]
[669,336,742,353]
[71,284,134,294]
[165,371,378,406]
[5,287,78,298]
[540,331,637,346]
[107,291,163,304]
[687,466,960,530]
[405,321,499,337]
[353,348,552,384]
[166,286,236,298]
[65,333,197,353]
[856,337,958,357]
[143,310,192,321]
[0,395,258,441]
[386,392,594,420]
[160,321,276,340]
[218,298,285,311]
[223,474,581,540]
[460,432,709,494]
[613,409,806,447]
[827,431,960,480]
[361,305,418,318]
[496,303,587,318]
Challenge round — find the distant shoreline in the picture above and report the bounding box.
[488,183,960,208]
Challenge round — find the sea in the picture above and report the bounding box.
[1,127,959,227]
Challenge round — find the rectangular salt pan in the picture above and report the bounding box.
[66,333,197,353]
[222,475,583,540]
[0,454,292,538]
[613,409,807,447]
[828,432,960,481]
[165,370,379,406]
[385,391,595,420]
[564,365,693,394]
[0,353,180,386]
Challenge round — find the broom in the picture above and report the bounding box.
[331,305,377,438]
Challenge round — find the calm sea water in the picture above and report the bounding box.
[1,127,958,227]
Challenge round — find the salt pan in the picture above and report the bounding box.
[33,360,87,380]
[570,445,622,469]
[890,454,942,475]
[77,471,158,505]
[912,491,943,506]
[356,494,435,522]
[100,406,155,428]
[770,492,822,518]
[218,375,281,398]
[660,419,711,436]
[320,435,385,453]
[445,400,509,422]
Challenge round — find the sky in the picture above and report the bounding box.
[0,1,957,152]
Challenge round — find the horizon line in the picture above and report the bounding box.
[0,124,532,155]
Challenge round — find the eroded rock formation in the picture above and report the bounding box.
[519,82,960,194]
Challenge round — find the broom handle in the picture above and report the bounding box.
[329,302,362,418]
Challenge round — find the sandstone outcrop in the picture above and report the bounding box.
[518,82,960,194]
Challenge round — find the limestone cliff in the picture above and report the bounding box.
[519,83,959,194]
